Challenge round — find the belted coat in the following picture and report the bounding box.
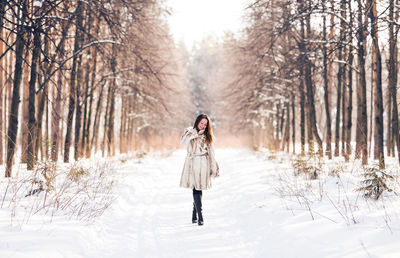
[179,127,219,190]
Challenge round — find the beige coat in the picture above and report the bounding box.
[179,127,219,190]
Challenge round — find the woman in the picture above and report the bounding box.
[180,114,220,226]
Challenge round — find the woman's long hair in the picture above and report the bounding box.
[193,114,214,144]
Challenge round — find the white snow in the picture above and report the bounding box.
[33,0,43,8]
[0,148,399,257]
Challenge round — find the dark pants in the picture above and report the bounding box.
[192,188,203,224]
[193,188,202,196]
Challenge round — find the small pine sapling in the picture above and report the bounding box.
[357,166,395,200]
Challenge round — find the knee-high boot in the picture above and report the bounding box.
[193,189,203,226]
[192,202,197,223]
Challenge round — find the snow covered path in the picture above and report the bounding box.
[89,148,273,258]
[1,148,399,257]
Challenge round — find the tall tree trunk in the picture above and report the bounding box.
[91,82,105,154]
[84,17,99,158]
[275,101,280,149]
[73,55,83,160]
[299,64,305,155]
[27,18,41,170]
[80,12,92,155]
[120,95,126,153]
[341,65,347,157]
[304,1,323,155]
[6,1,26,177]
[355,66,361,158]
[64,1,84,163]
[297,1,307,155]
[280,104,285,146]
[345,0,354,162]
[34,78,48,160]
[356,0,368,165]
[21,51,30,163]
[387,91,392,157]
[291,93,295,154]
[106,42,119,157]
[285,101,290,152]
[45,87,49,159]
[322,0,332,159]
[102,84,110,157]
[305,97,313,154]
[369,0,385,168]
[0,29,3,164]
[0,15,5,166]
[335,0,346,157]
[341,0,348,157]
[388,0,400,163]
[0,1,5,37]
[84,72,96,157]
[81,60,90,156]
[345,52,353,162]
[51,69,62,162]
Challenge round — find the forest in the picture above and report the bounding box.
[216,0,400,170]
[1,0,191,177]
[1,0,400,173]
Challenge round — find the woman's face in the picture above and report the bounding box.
[197,118,208,131]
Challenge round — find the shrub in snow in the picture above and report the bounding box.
[292,153,322,180]
[328,165,344,177]
[2,160,116,224]
[357,166,395,200]
[26,161,57,197]
[68,165,89,182]
[266,149,277,160]
[119,154,128,163]
[135,150,147,159]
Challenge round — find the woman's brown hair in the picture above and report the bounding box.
[193,114,214,144]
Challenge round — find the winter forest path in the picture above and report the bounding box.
[91,148,278,258]
[1,148,399,257]
[92,148,399,258]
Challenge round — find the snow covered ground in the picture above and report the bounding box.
[0,148,400,257]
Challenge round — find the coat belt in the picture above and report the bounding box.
[188,152,208,158]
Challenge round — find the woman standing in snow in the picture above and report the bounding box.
[180,114,220,226]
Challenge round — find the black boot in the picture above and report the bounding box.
[192,202,197,224]
[193,188,204,226]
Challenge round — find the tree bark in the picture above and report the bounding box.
[0,29,3,164]
[6,1,26,177]
[299,64,305,155]
[275,101,280,149]
[21,51,30,163]
[304,1,323,155]
[0,1,5,37]
[34,75,48,161]
[27,18,41,170]
[91,82,105,154]
[285,101,290,152]
[64,1,84,162]
[50,20,69,162]
[102,84,110,157]
[335,0,346,157]
[388,0,400,163]
[356,0,368,165]
[291,93,295,154]
[120,95,126,153]
[73,55,83,160]
[369,0,385,168]
[344,0,354,162]
[322,0,332,159]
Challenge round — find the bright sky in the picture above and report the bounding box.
[166,0,247,47]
